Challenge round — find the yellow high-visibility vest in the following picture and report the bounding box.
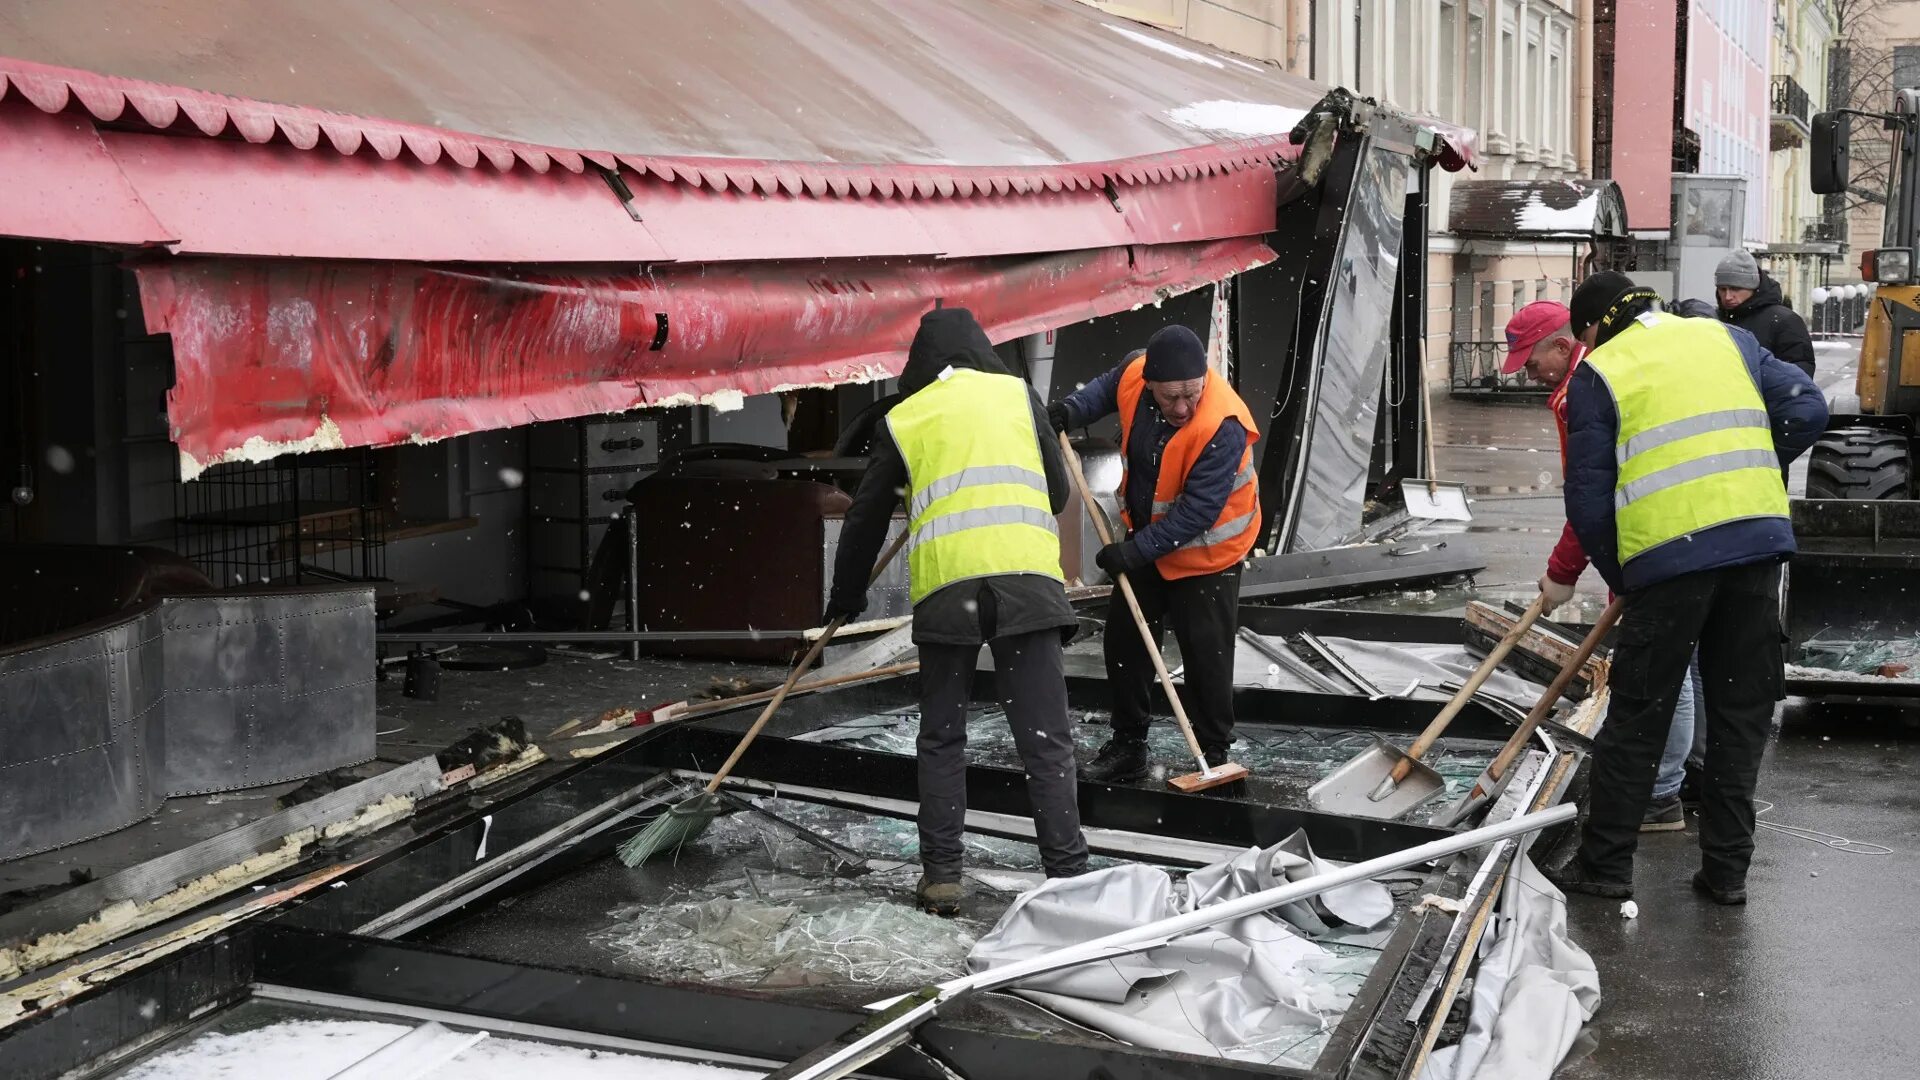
[1583,312,1789,565]
[885,367,1064,605]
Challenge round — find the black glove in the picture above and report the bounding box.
[1094,542,1140,579]
[1047,401,1073,434]
[822,595,867,626]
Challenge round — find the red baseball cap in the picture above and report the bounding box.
[1502,301,1572,374]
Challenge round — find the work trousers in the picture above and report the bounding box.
[1577,562,1785,886]
[1104,563,1240,751]
[916,630,1089,883]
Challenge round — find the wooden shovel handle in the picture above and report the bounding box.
[679,661,920,721]
[704,528,908,793]
[1388,592,1551,785]
[1058,433,1211,772]
[1482,597,1625,784]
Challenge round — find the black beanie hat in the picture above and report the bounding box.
[1567,271,1639,338]
[1142,325,1208,382]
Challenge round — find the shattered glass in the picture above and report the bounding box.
[797,706,1497,802]
[590,798,1119,989]
[1798,636,1920,676]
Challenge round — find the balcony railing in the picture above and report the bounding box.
[1771,75,1811,126]
[1448,342,1549,398]
[1770,75,1813,150]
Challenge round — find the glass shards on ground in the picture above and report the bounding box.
[796,706,1496,799]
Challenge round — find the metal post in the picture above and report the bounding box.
[624,509,641,662]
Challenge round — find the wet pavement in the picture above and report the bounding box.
[1425,341,1920,1079]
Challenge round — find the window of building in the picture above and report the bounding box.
[1392,0,1415,109]
[1466,5,1485,130]
[1439,0,1460,120]
[1524,18,1541,150]
[1357,0,1375,96]
[1895,45,1920,92]
[1499,7,1516,137]
[1548,48,1563,157]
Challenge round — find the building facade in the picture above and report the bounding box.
[1765,0,1840,314]
[1312,0,1586,383]
[1070,0,1311,71]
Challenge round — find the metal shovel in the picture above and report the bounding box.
[1436,597,1624,827]
[1308,593,1548,819]
[1401,365,1473,521]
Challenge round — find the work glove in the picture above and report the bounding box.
[1047,402,1073,434]
[1537,574,1575,611]
[1094,541,1143,579]
[822,594,867,627]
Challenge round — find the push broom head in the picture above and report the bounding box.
[616,791,727,867]
[1168,760,1250,793]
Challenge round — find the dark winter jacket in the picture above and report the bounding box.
[1058,361,1249,569]
[1562,322,1828,594]
[1718,273,1816,379]
[829,308,1075,646]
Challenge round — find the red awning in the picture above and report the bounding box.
[0,0,1474,261]
[140,239,1276,477]
[82,127,1279,264]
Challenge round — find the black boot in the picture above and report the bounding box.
[1080,738,1148,784]
[1203,745,1234,769]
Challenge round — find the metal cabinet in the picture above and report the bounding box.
[526,412,686,608]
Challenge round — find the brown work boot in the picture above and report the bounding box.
[916,877,963,917]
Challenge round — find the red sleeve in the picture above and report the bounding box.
[1546,519,1589,586]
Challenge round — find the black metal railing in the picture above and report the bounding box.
[1802,217,1837,243]
[1448,342,1549,398]
[1771,75,1811,125]
[1812,291,1870,337]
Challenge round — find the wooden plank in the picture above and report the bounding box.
[1463,600,1608,698]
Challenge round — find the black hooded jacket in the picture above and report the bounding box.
[829,308,1075,646]
[1719,273,1816,378]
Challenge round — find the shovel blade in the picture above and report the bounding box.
[1309,736,1447,820]
[1401,479,1473,522]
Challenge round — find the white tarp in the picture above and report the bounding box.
[1420,856,1601,1080]
[965,831,1395,1066]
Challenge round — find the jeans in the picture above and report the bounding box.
[1651,654,1699,801]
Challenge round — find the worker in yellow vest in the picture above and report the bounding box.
[828,308,1089,916]
[1050,325,1260,784]
[1544,272,1827,907]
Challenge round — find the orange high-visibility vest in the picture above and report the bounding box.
[1115,357,1261,578]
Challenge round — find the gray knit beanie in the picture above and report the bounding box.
[1715,250,1760,290]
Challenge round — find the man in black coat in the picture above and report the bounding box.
[1715,250,1816,379]
[826,308,1089,916]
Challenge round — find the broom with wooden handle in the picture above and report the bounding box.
[617,529,909,866]
[1058,433,1247,792]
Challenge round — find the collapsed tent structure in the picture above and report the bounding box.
[0,2,1616,1077]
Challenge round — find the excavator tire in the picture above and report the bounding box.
[1805,427,1912,500]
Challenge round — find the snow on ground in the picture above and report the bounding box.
[116,1018,757,1080]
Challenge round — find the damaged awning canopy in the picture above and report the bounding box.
[1,0,1479,472]
[140,239,1275,476]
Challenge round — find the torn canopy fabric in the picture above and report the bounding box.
[136,238,1275,478]
[967,830,1394,1066]
[1419,857,1600,1080]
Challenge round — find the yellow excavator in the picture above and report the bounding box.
[1791,94,1920,693]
